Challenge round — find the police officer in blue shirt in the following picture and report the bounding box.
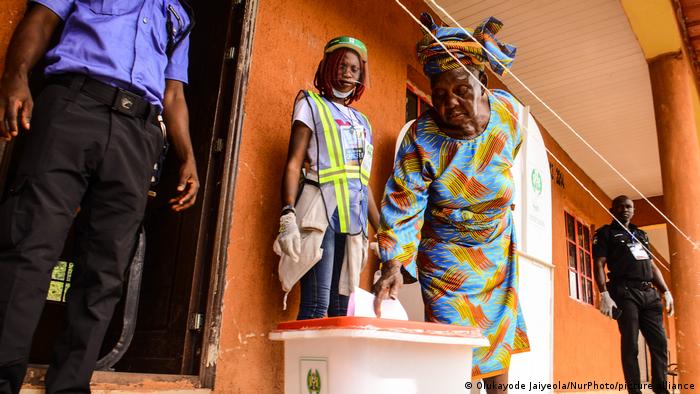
[593,196,674,394]
[0,1,199,392]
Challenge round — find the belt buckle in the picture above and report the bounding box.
[113,88,140,117]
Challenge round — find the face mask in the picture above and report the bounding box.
[332,87,354,99]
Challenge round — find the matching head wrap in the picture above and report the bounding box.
[416,13,516,77]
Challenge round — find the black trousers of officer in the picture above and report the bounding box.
[612,284,669,394]
[0,78,162,393]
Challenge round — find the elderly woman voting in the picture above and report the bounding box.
[374,13,529,388]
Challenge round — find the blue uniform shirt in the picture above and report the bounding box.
[33,0,191,108]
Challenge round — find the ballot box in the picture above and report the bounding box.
[269,316,488,394]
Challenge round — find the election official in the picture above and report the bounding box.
[593,196,673,394]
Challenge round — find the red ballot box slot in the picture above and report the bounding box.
[275,316,483,339]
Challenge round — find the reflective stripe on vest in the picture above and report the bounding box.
[306,91,372,234]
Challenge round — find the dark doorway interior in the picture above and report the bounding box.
[0,0,246,377]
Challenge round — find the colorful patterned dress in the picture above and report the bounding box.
[378,89,530,379]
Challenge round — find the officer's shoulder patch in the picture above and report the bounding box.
[593,224,612,243]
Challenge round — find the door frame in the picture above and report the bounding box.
[198,0,260,387]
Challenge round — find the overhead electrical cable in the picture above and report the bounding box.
[426,0,698,252]
[394,0,673,270]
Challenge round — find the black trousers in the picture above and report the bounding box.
[0,80,162,393]
[612,284,670,394]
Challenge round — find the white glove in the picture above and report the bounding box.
[273,212,300,262]
[664,291,674,317]
[599,291,617,319]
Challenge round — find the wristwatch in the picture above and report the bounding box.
[281,204,296,215]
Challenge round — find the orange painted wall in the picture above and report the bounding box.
[0,0,25,74]
[216,0,432,392]
[543,129,626,385]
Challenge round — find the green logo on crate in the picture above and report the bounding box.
[531,169,543,195]
[307,368,321,394]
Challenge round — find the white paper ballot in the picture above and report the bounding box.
[347,287,409,320]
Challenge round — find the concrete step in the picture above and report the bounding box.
[21,367,210,394]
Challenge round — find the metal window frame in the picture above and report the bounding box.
[406,82,432,117]
[564,211,596,306]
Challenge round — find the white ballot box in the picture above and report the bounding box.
[269,316,488,394]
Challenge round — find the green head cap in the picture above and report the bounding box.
[324,36,368,62]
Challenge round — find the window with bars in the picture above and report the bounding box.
[565,212,595,305]
[47,260,73,302]
[406,85,431,123]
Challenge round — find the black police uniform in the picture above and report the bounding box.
[593,222,669,394]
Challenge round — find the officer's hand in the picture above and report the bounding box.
[664,291,674,317]
[599,291,617,318]
[0,73,33,141]
[169,159,199,211]
[372,261,403,318]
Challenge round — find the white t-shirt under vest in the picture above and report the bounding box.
[293,97,367,180]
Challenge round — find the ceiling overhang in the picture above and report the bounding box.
[425,0,663,198]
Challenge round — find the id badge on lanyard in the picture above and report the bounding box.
[361,143,373,174]
[629,242,649,261]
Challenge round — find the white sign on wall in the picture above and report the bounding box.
[509,107,554,392]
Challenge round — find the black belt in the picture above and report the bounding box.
[47,74,159,125]
[617,280,654,290]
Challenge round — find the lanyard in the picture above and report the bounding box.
[330,101,366,162]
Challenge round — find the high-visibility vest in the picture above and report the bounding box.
[303,90,373,236]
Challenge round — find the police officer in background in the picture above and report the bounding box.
[593,195,673,394]
[0,1,199,392]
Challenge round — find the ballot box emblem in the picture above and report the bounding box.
[531,168,543,195]
[300,358,327,394]
[306,369,321,393]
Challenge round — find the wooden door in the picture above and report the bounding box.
[102,0,245,375]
